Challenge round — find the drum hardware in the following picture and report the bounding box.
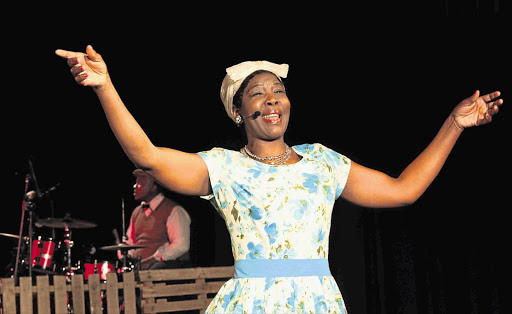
[8,162,139,283]
[33,213,96,278]
[35,213,98,229]
[31,236,56,270]
[0,233,26,240]
[99,243,148,251]
[13,157,62,283]
[97,243,144,276]
[83,260,115,281]
[14,173,36,283]
[99,198,146,274]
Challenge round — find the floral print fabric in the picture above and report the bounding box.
[197,143,351,313]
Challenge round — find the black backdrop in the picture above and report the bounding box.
[4,3,509,313]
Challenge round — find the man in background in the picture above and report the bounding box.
[121,169,191,269]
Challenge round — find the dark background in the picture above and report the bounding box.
[3,2,509,313]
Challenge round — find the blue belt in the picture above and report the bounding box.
[234,259,331,278]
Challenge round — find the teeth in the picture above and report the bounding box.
[263,114,280,118]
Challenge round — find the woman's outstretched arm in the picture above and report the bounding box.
[56,46,211,196]
[341,90,503,208]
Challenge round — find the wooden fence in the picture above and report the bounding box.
[0,266,234,313]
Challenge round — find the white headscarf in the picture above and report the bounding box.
[220,61,289,122]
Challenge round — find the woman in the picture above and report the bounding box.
[56,45,502,313]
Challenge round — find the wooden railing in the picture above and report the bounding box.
[0,266,234,313]
[139,266,233,313]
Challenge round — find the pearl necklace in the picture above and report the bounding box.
[241,144,292,166]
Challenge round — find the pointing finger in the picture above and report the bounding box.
[56,49,88,67]
[481,91,501,103]
[55,49,80,59]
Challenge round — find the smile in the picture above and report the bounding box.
[261,113,282,124]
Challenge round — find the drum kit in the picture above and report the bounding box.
[2,213,146,282]
[4,158,145,283]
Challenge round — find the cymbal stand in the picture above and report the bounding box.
[121,198,128,270]
[121,197,127,243]
[14,174,34,284]
[63,225,74,280]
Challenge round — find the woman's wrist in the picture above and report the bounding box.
[449,113,465,132]
[92,73,111,92]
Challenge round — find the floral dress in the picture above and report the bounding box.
[197,143,351,313]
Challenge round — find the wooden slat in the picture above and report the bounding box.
[87,273,102,313]
[142,282,201,298]
[139,268,200,282]
[106,272,120,314]
[141,281,225,298]
[149,298,209,313]
[71,274,86,314]
[36,275,51,314]
[200,266,235,278]
[1,277,16,313]
[138,266,234,282]
[122,271,137,314]
[141,281,155,313]
[196,278,207,314]
[53,276,68,314]
[19,276,33,314]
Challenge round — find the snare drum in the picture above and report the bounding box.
[31,236,56,270]
[84,260,115,280]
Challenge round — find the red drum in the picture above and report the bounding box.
[84,260,115,280]
[31,236,56,270]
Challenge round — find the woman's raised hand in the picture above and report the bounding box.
[452,90,503,129]
[55,45,108,88]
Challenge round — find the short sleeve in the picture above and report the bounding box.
[321,145,351,199]
[196,148,228,200]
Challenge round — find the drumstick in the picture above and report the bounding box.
[112,229,120,244]
[141,256,154,263]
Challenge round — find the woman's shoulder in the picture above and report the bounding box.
[293,143,339,156]
[198,146,238,155]
[294,143,350,164]
[197,147,241,165]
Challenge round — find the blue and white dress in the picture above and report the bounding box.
[198,143,351,313]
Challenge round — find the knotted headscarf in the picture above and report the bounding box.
[220,60,289,122]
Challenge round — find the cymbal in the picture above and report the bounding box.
[99,243,147,251]
[36,216,97,229]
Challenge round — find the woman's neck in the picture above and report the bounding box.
[244,138,302,165]
[246,138,287,158]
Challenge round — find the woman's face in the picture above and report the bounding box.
[236,72,291,142]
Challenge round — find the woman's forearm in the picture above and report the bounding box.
[396,115,463,203]
[93,75,156,169]
[56,46,212,195]
[343,91,502,208]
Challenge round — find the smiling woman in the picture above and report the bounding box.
[56,47,503,313]
[227,67,302,166]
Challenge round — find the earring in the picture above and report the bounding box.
[235,115,243,126]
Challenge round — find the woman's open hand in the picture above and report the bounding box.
[452,90,503,129]
[55,45,108,88]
